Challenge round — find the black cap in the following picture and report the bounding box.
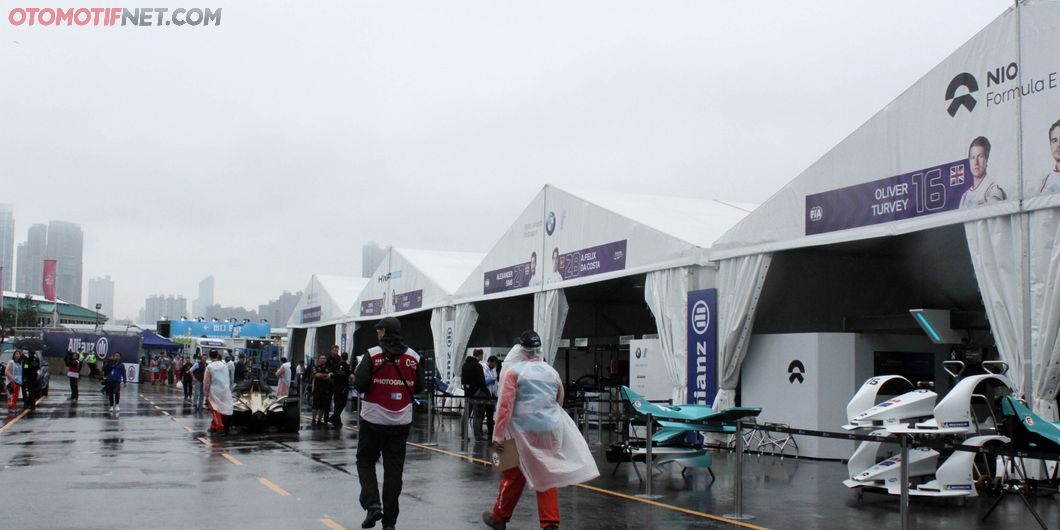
[517,330,541,348]
[375,316,401,333]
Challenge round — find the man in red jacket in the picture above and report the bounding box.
[352,316,424,530]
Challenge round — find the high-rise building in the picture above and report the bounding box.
[193,275,214,317]
[0,204,13,291]
[362,241,386,277]
[257,290,302,326]
[45,221,83,304]
[86,276,115,319]
[142,294,188,324]
[16,223,48,296]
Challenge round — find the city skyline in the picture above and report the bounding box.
[4,206,312,320]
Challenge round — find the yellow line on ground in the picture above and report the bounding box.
[320,517,346,530]
[197,437,211,446]
[575,483,771,530]
[344,422,769,529]
[0,396,46,434]
[258,477,291,497]
[222,453,244,466]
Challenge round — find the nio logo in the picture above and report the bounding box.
[690,300,710,335]
[945,72,979,117]
[787,359,805,384]
[545,211,556,235]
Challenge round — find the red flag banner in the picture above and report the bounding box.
[43,259,57,301]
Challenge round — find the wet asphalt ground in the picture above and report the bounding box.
[2,383,1058,530]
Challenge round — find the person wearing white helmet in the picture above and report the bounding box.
[482,330,599,530]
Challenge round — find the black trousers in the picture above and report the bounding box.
[356,419,411,526]
[471,395,495,437]
[331,387,348,424]
[22,379,37,408]
[182,376,193,399]
[105,382,121,406]
[313,389,332,414]
[69,377,79,400]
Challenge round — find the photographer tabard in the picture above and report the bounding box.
[352,316,424,530]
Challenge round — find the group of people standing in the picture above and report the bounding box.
[310,345,352,427]
[5,349,42,410]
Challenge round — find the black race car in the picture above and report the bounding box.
[225,369,299,432]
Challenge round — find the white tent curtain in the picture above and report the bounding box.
[713,253,772,411]
[334,325,343,353]
[644,267,691,405]
[304,327,317,365]
[1030,208,1060,421]
[534,289,568,365]
[430,307,450,385]
[965,215,1027,395]
[343,323,358,357]
[440,303,480,393]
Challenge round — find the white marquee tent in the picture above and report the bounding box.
[351,247,485,387]
[286,274,369,362]
[451,184,754,402]
[710,0,1060,420]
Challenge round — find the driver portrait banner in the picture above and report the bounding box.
[806,159,972,234]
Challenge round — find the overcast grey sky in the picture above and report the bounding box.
[0,0,1014,320]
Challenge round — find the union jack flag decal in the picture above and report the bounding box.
[950,165,965,186]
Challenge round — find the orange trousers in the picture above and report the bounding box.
[491,467,559,528]
[6,383,20,409]
[209,409,225,432]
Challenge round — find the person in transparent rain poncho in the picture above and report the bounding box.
[482,330,599,530]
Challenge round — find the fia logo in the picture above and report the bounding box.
[945,72,979,117]
[545,211,556,235]
[949,165,965,186]
[809,206,823,223]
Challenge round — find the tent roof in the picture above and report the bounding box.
[315,275,368,312]
[453,184,754,303]
[392,248,486,294]
[141,330,182,349]
[3,290,107,320]
[287,275,369,328]
[351,247,485,320]
[563,187,756,249]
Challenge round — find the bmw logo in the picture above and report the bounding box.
[545,211,556,235]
